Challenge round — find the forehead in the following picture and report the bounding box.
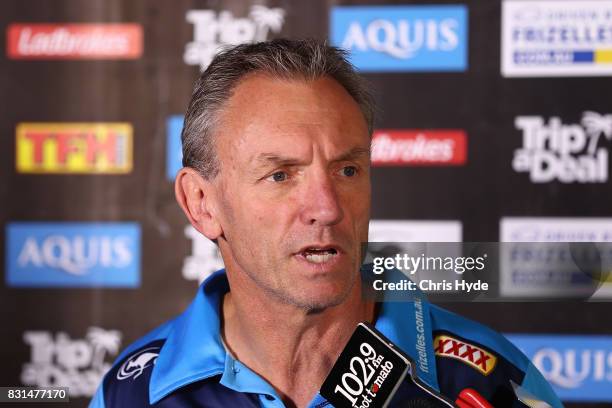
[213,74,370,161]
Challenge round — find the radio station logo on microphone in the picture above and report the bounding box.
[16,123,133,174]
[21,327,122,397]
[6,222,141,288]
[501,1,612,77]
[507,334,612,402]
[184,5,286,71]
[512,112,612,183]
[7,24,143,60]
[330,5,468,72]
[372,130,467,166]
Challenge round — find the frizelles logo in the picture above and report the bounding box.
[499,217,612,299]
[7,24,143,60]
[512,112,612,183]
[22,327,122,397]
[5,222,140,288]
[371,130,467,166]
[501,1,612,77]
[501,217,612,243]
[507,334,612,402]
[330,5,468,72]
[16,123,133,174]
[512,111,612,183]
[184,5,286,71]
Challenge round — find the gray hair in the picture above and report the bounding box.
[181,38,375,179]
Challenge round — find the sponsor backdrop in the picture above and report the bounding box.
[2,0,612,406]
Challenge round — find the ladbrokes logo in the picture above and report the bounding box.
[371,130,467,166]
[184,5,285,71]
[434,334,496,375]
[16,123,133,174]
[7,24,142,60]
[22,327,122,397]
[512,112,612,183]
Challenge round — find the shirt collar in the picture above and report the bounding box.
[149,269,228,404]
[149,266,439,404]
[149,269,285,404]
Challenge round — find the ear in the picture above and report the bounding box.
[175,167,223,240]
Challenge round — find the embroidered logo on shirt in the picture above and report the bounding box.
[117,347,160,380]
[434,334,497,375]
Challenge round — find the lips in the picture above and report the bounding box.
[296,245,341,264]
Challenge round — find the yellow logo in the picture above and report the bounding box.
[434,334,497,375]
[16,123,133,174]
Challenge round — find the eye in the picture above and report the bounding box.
[267,171,288,182]
[340,166,358,177]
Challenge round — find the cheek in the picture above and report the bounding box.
[231,193,293,235]
[251,187,300,216]
[342,183,371,214]
[342,186,371,236]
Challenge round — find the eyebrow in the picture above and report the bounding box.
[333,146,371,163]
[253,146,371,169]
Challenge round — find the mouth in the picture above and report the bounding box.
[296,246,340,264]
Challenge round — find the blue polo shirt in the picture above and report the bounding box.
[90,268,562,407]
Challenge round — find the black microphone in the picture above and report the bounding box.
[320,322,456,408]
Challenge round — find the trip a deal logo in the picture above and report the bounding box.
[6,222,141,288]
[501,1,612,77]
[16,123,133,174]
[507,334,612,402]
[7,23,143,60]
[184,5,285,71]
[372,130,467,166]
[330,5,468,72]
[512,112,612,183]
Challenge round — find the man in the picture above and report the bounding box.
[90,39,562,407]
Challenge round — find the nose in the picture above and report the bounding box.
[299,171,344,226]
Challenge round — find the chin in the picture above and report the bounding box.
[287,279,356,312]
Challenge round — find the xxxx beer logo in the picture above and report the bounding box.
[434,334,497,375]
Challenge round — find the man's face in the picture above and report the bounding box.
[212,74,371,310]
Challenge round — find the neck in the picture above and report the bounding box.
[222,269,375,408]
